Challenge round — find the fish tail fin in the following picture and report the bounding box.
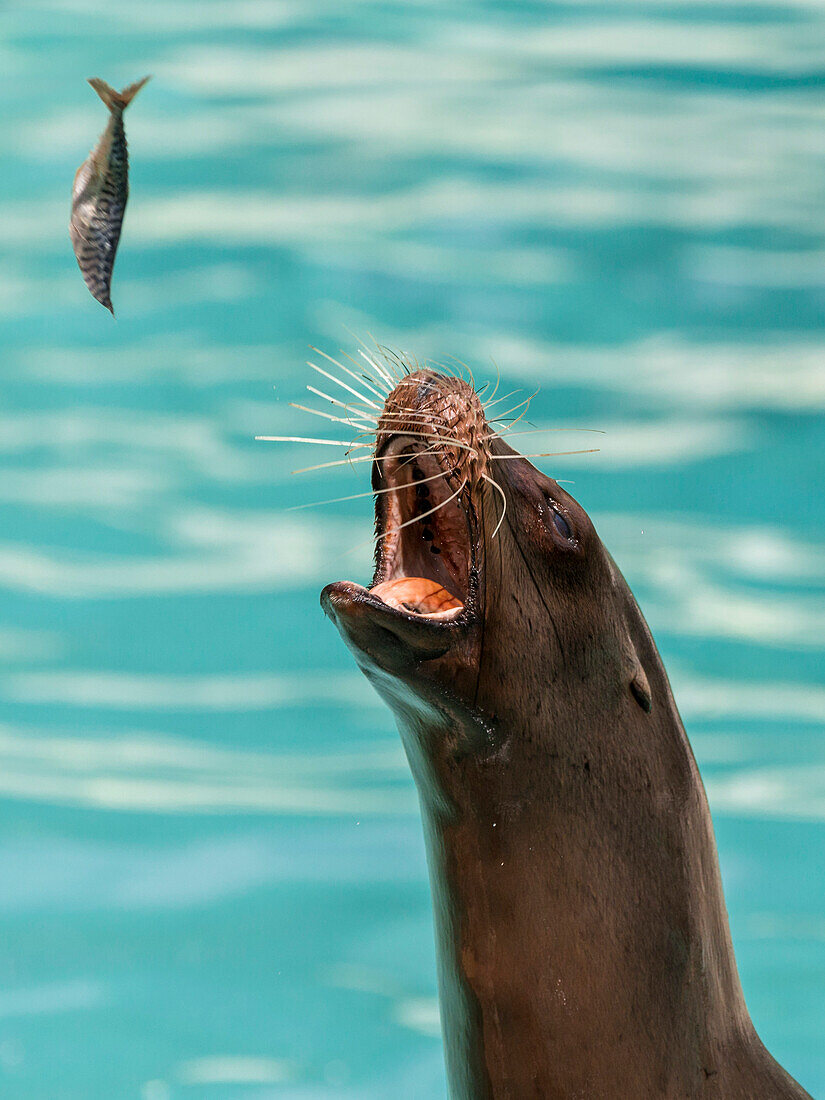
[88,75,151,112]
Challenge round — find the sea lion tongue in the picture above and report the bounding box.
[370,576,463,616]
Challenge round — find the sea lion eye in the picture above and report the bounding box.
[552,510,572,540]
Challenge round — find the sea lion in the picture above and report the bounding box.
[320,366,812,1100]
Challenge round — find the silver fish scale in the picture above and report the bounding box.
[70,77,149,314]
[72,118,128,311]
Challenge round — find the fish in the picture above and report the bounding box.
[70,75,150,314]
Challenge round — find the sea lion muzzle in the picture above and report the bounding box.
[322,371,488,672]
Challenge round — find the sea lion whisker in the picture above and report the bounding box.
[373,422,442,435]
[356,334,401,384]
[346,349,393,392]
[428,357,461,383]
[460,357,477,389]
[484,358,502,405]
[441,354,476,381]
[380,370,440,391]
[489,389,541,425]
[376,409,469,429]
[361,372,389,394]
[310,346,389,401]
[287,466,450,511]
[385,447,446,466]
[307,361,381,410]
[290,403,375,430]
[377,344,417,379]
[486,416,534,427]
[506,396,538,432]
[255,435,371,448]
[482,427,606,441]
[291,447,446,475]
[403,352,421,376]
[440,359,486,394]
[349,430,381,451]
[290,454,383,474]
[482,388,521,413]
[337,347,393,397]
[358,342,396,383]
[306,385,378,417]
[380,377,443,399]
[490,448,600,459]
[366,342,402,381]
[376,432,480,456]
[482,472,507,540]
[374,409,446,425]
[342,329,397,387]
[378,419,446,432]
[387,434,479,454]
[352,426,468,453]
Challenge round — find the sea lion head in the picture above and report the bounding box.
[321,367,652,787]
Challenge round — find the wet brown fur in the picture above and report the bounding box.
[322,365,812,1100]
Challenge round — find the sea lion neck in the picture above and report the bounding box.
[391,609,781,1099]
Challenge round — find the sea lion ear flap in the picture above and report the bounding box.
[623,635,652,713]
[630,666,652,713]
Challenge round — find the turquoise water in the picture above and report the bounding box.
[0,1,823,1096]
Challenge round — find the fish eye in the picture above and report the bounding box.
[552,510,572,541]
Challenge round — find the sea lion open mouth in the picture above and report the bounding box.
[368,436,472,621]
[322,369,491,655]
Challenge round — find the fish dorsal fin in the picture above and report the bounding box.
[88,75,151,112]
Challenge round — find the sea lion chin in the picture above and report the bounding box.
[321,368,811,1100]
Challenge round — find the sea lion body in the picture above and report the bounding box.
[321,368,812,1099]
